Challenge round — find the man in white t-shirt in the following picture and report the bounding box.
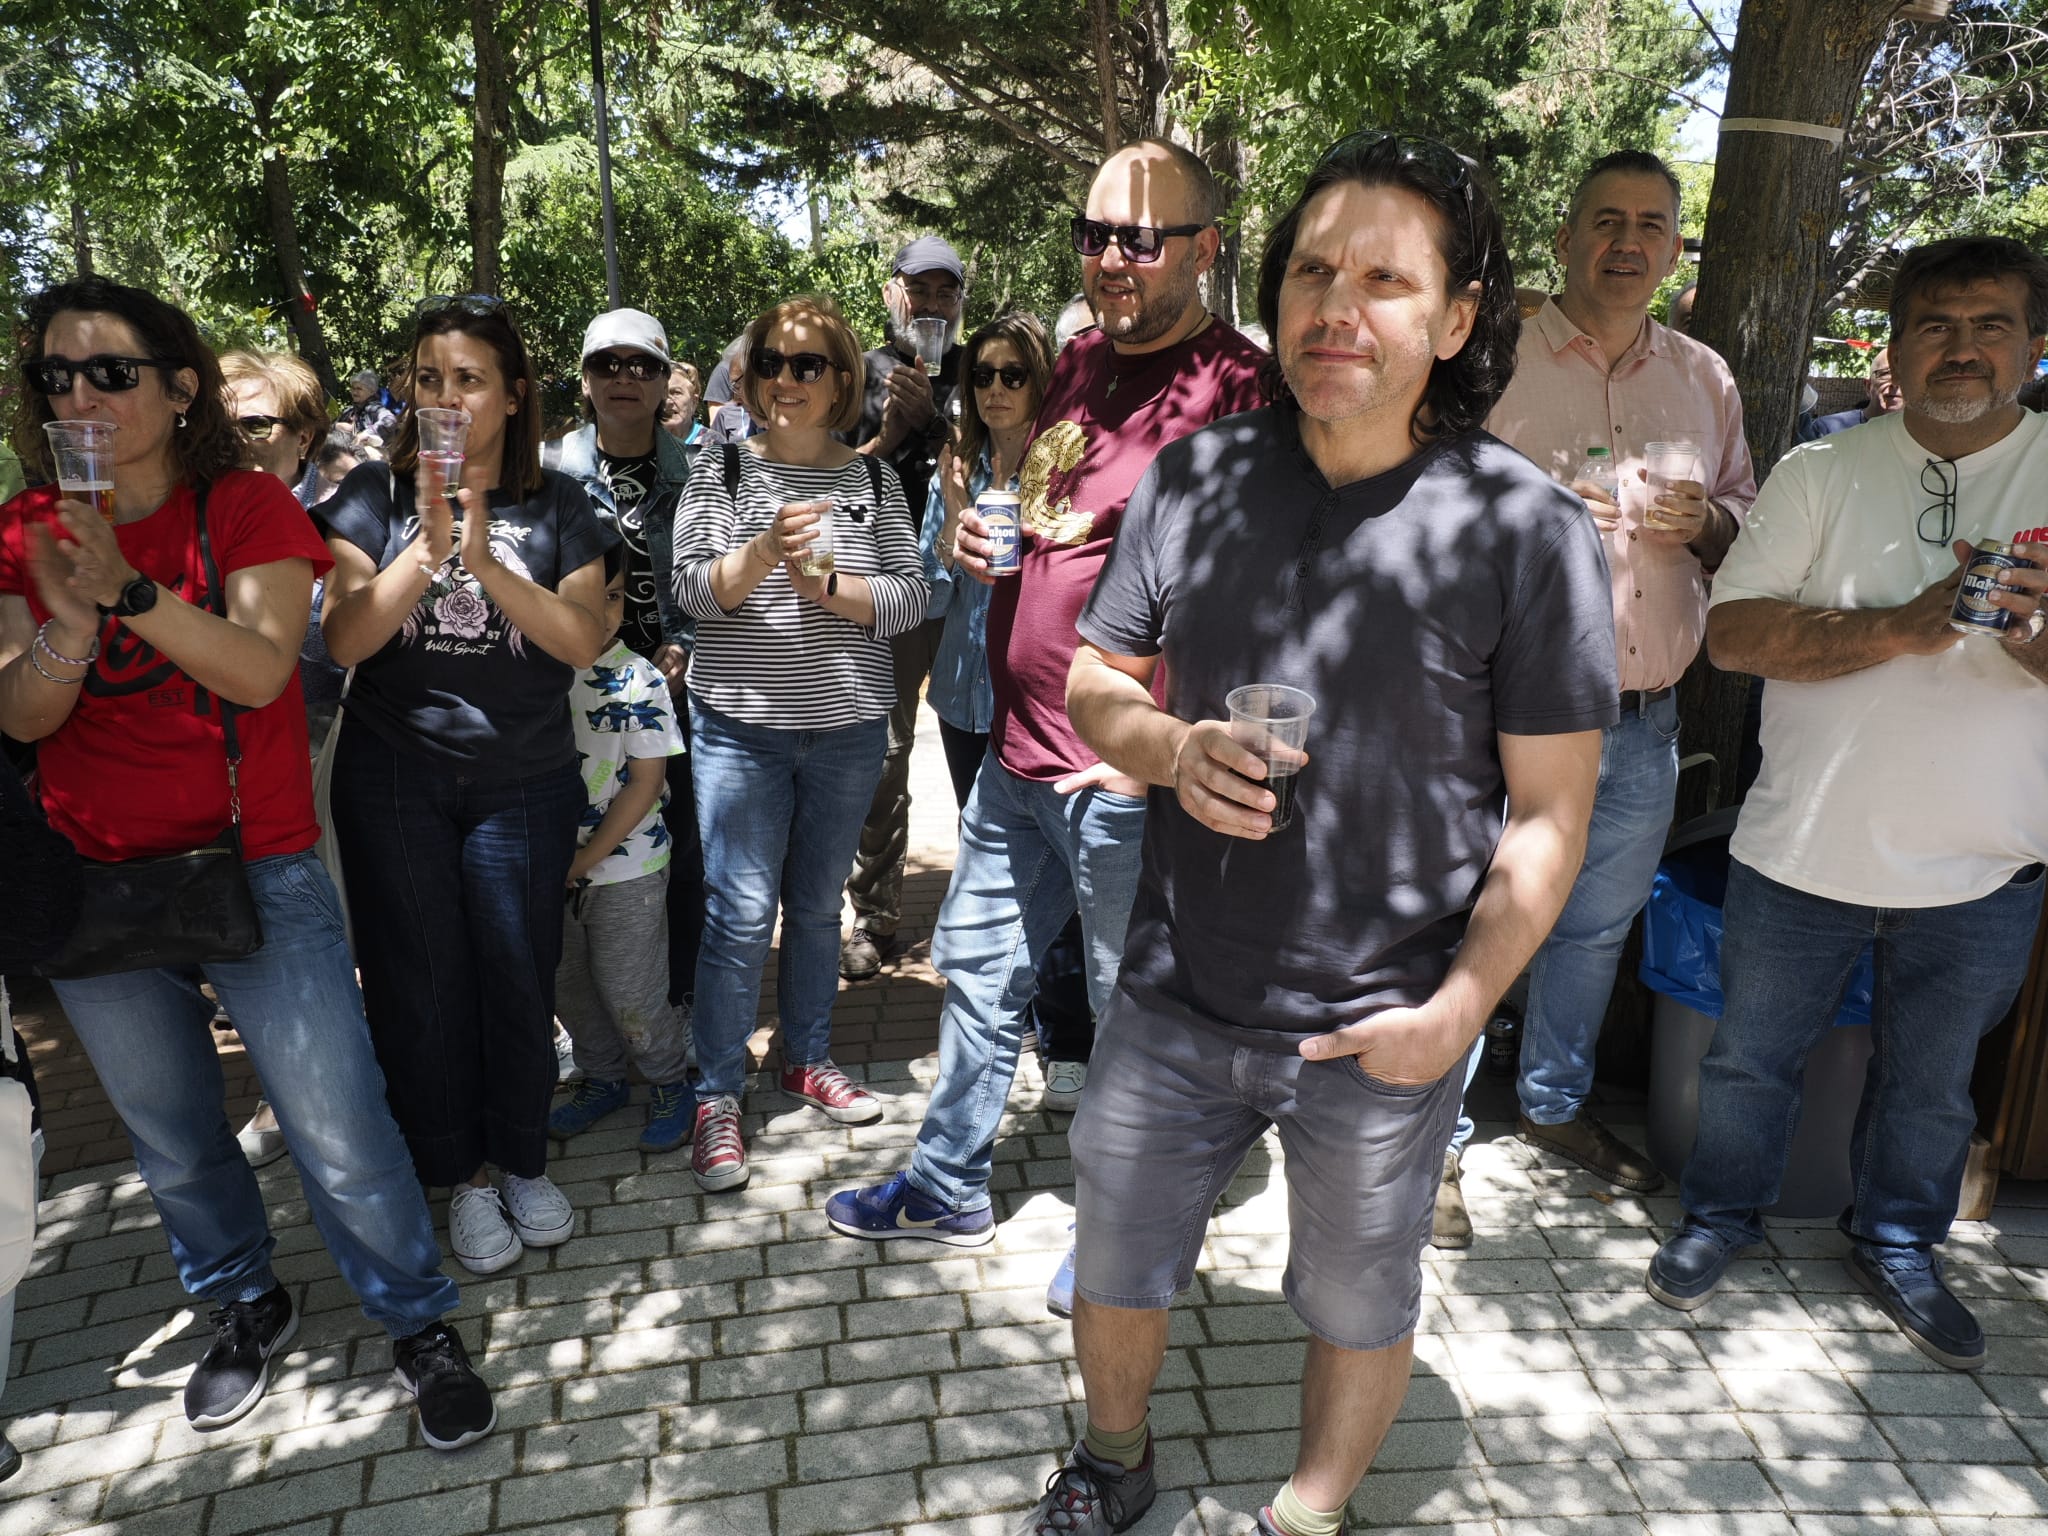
[1646,237,2048,1373]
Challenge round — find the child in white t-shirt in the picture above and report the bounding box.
[551,557,692,1152]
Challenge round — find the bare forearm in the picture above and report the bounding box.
[1707,598,1910,681]
[1434,806,1590,1049]
[0,649,87,741]
[1068,650,1180,786]
[117,589,301,708]
[1689,499,1741,571]
[815,575,877,629]
[2001,635,2048,686]
[324,539,437,666]
[705,537,775,613]
[470,558,603,668]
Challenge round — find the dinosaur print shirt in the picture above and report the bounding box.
[987,321,1266,781]
[569,641,687,886]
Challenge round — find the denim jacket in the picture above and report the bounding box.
[545,423,696,649]
[917,448,1005,735]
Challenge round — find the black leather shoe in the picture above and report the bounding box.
[1848,1245,1985,1371]
[1647,1224,1744,1312]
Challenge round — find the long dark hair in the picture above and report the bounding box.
[1256,131,1521,446]
[389,298,546,498]
[954,312,1055,470]
[12,277,242,486]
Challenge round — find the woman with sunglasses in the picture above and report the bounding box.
[924,313,1055,806]
[320,294,615,1275]
[672,295,929,1192]
[0,277,495,1448]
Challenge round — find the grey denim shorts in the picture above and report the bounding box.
[1069,981,1460,1352]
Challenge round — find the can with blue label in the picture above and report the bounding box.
[977,490,1022,576]
[1950,540,2036,637]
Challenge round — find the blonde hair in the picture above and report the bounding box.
[738,295,865,434]
[219,349,329,436]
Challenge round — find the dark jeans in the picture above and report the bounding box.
[1682,859,2046,1251]
[937,719,989,811]
[331,725,583,1185]
[662,734,706,1008]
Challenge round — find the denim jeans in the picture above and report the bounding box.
[1448,1035,1486,1156]
[53,852,458,1338]
[689,697,889,1100]
[1520,692,1679,1124]
[908,754,1148,1212]
[332,727,584,1185]
[1682,859,2046,1251]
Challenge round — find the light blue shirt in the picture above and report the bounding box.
[918,448,1008,735]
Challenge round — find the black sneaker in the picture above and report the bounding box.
[184,1285,297,1430]
[1013,1440,1155,1536]
[393,1321,497,1450]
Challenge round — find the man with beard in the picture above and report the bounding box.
[826,139,1265,1249]
[839,237,969,983]
[1648,237,2048,1372]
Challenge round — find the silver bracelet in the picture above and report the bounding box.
[35,620,100,668]
[27,646,84,685]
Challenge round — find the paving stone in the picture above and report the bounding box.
[1473,1413,1626,1465]
[935,1362,1069,1417]
[1460,1368,1605,1417]
[1784,1519,1937,1536]
[1763,1458,1927,1514]
[1695,1330,1835,1374]
[623,1494,772,1536]
[1735,1414,1893,1461]
[670,1391,802,1446]
[931,1406,1071,1464]
[496,1459,651,1520]
[1899,1461,2048,1516]
[829,1332,956,1383]
[211,1462,365,1535]
[1715,1371,1864,1416]
[1642,1517,1797,1536]
[520,1409,662,1470]
[1872,1413,2031,1462]
[1348,1467,1494,1526]
[1604,1411,1755,1460]
[1572,1329,1709,1372]
[920,1453,1064,1520]
[1442,1329,1582,1376]
[1624,1459,1784,1512]
[1840,1370,1997,1417]
[1485,1457,1643,1517]
[700,1345,826,1399]
[651,1437,792,1500]
[1370,1417,1485,1471]
[955,1320,1073,1370]
[560,1361,696,1418]
[367,1435,518,1502]
[778,1469,923,1534]
[1590,1365,1735,1416]
[1498,1521,1649,1536]
[717,1304,843,1354]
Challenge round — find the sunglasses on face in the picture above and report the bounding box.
[585,351,669,382]
[25,353,182,396]
[1069,217,1208,264]
[237,414,289,441]
[750,348,832,384]
[971,363,1031,391]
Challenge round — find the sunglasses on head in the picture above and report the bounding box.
[971,363,1031,391]
[237,414,289,441]
[749,348,832,384]
[585,351,669,382]
[1069,217,1209,264]
[26,354,183,396]
[416,292,507,321]
[1317,129,1487,281]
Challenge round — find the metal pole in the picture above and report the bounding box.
[588,0,624,309]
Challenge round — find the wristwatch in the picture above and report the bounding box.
[102,573,159,619]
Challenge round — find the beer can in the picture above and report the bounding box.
[977,490,1022,575]
[1950,540,2037,637]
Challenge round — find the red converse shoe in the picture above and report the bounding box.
[779,1061,882,1125]
[690,1095,748,1192]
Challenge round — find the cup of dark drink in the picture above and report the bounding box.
[1225,684,1316,831]
[414,407,472,506]
[43,421,118,523]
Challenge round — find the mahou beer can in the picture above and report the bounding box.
[977,490,1022,575]
[1950,540,2037,637]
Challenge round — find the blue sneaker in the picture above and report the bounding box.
[548,1078,629,1140]
[1047,1227,1076,1318]
[826,1171,995,1246]
[640,1081,693,1153]
[1848,1244,1985,1371]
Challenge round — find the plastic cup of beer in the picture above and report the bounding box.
[1225,684,1316,832]
[907,318,949,376]
[793,500,836,578]
[414,407,471,502]
[1642,440,1702,531]
[43,421,118,523]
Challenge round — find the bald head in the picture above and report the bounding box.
[1088,138,1223,229]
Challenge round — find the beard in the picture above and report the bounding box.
[1907,371,2020,425]
[1089,247,1202,345]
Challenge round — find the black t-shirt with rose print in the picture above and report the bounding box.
[322,463,616,776]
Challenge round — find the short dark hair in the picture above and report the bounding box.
[1569,150,1682,226]
[390,299,547,498]
[12,277,242,487]
[1114,137,1226,227]
[1890,236,2048,339]
[1255,131,1521,446]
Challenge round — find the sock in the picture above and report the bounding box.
[1082,1415,1150,1471]
[1270,1479,1345,1536]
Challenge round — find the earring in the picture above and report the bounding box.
[175,412,189,430]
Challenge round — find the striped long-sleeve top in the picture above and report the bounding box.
[674,449,930,731]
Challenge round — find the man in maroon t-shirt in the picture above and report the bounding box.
[827,138,1266,1251]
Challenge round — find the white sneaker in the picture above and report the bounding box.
[552,1022,581,1083]
[500,1173,573,1247]
[236,1100,288,1168]
[1043,1059,1087,1113]
[449,1185,522,1275]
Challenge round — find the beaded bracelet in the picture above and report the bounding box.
[35,620,100,668]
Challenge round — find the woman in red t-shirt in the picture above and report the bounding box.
[0,278,493,1452]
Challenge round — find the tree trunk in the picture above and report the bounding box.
[1133,0,1175,138]
[1089,0,1121,153]
[1198,118,1247,325]
[66,157,93,278]
[469,0,513,297]
[248,79,339,396]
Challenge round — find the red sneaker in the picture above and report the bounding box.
[690,1095,748,1192]
[779,1061,882,1125]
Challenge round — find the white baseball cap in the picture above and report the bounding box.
[581,308,672,367]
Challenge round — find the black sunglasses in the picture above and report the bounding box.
[750,348,832,384]
[1919,457,1957,546]
[237,414,289,441]
[1318,129,1487,282]
[26,353,183,396]
[1069,217,1209,264]
[970,363,1031,391]
[585,351,669,382]
[415,293,508,322]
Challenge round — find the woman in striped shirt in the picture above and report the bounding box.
[673,295,930,1193]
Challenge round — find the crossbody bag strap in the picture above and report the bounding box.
[194,483,243,829]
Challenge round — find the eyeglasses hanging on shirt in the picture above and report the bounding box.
[1919,457,1957,546]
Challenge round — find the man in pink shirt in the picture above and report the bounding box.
[1482,150,1757,1195]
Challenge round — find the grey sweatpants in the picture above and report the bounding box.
[557,867,692,1086]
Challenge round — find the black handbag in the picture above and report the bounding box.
[34,485,264,979]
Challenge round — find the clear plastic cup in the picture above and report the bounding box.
[792,499,836,578]
[1643,440,1702,531]
[414,407,471,501]
[906,318,949,376]
[1225,684,1317,831]
[43,421,118,523]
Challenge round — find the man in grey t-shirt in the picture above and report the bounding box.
[1007,133,1617,1536]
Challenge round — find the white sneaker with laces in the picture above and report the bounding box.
[1042,1059,1087,1113]
[552,1022,581,1083]
[449,1185,522,1275]
[500,1173,573,1247]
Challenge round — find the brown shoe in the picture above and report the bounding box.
[839,926,892,982]
[1517,1110,1665,1193]
[1431,1149,1473,1249]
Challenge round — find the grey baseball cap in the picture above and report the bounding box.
[890,236,965,282]
[581,308,672,366]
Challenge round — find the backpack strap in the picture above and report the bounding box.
[723,442,741,502]
[865,454,884,510]
[193,484,243,830]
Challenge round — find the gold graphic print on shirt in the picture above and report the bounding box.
[1019,420,1094,546]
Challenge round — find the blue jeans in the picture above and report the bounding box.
[53,853,457,1338]
[689,697,888,1100]
[1448,1035,1485,1156]
[1682,859,2046,1251]
[909,754,1147,1212]
[1520,693,1679,1124]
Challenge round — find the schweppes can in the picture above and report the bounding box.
[1950,540,2037,637]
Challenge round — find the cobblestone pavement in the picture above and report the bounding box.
[5,704,2048,1535]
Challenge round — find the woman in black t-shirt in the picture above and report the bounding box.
[322,296,615,1277]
